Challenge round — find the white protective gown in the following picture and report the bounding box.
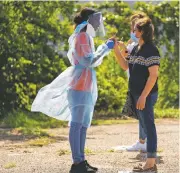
[31,31,110,127]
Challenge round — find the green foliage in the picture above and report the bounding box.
[0,1,74,114]
[0,1,179,120]
[95,52,128,113]
[94,1,179,113]
[154,108,179,118]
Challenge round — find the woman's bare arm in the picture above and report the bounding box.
[113,41,129,71]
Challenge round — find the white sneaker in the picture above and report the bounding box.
[126,141,147,152]
[112,145,127,151]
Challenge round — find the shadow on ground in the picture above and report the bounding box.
[0,128,68,142]
[128,152,164,164]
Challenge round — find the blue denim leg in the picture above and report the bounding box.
[69,121,83,163]
[139,121,147,140]
[80,126,87,161]
[67,89,94,127]
[132,92,158,158]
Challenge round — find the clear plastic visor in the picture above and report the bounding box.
[88,12,105,37]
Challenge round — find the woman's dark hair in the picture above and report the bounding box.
[136,17,154,43]
[74,7,96,30]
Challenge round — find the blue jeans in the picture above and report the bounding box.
[68,89,94,128]
[139,121,147,140]
[69,121,87,163]
[132,92,158,158]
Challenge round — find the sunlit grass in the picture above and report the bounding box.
[28,137,56,147]
[85,148,95,155]
[92,119,137,125]
[14,127,51,137]
[108,149,115,153]
[4,162,16,169]
[2,110,67,129]
[157,148,164,153]
[0,109,178,139]
[57,149,70,156]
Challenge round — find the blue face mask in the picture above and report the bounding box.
[130,32,139,43]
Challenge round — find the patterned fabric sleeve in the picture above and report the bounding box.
[146,46,161,68]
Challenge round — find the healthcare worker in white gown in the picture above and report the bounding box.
[31,7,115,173]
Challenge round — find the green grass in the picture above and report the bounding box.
[2,110,67,129]
[4,162,16,169]
[108,149,115,153]
[57,149,70,156]
[15,127,51,138]
[92,119,137,125]
[28,137,56,147]
[85,148,95,155]
[1,110,67,137]
[0,108,178,138]
[157,148,164,153]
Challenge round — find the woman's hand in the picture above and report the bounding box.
[117,41,126,49]
[136,95,147,110]
[108,35,117,42]
[127,39,133,44]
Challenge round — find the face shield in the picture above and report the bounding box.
[87,12,106,37]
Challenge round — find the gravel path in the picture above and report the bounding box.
[0,119,179,173]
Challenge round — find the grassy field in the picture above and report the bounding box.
[0,109,179,138]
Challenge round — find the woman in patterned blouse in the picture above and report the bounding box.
[114,17,160,172]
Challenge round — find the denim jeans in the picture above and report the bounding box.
[132,92,158,158]
[69,121,87,163]
[139,121,147,140]
[67,89,94,128]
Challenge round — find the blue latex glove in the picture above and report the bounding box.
[106,40,115,49]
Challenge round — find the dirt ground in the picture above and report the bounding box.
[0,119,179,173]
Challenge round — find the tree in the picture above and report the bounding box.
[0,1,74,115]
[0,1,178,118]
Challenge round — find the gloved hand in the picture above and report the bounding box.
[106,40,115,49]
